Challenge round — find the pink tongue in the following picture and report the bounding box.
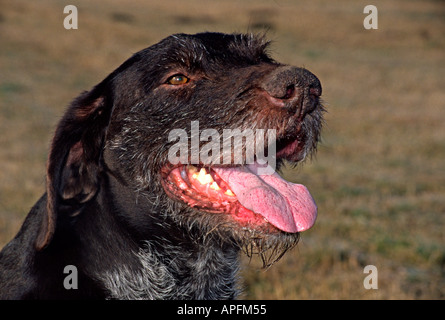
[213,164,317,233]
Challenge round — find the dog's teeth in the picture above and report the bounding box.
[210,182,221,190]
[187,166,234,196]
[196,168,214,185]
[189,165,200,180]
[188,165,198,173]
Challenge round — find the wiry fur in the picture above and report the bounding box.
[99,242,240,300]
[0,32,323,299]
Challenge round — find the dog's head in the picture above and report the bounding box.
[37,32,324,265]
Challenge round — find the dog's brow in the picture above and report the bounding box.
[165,36,207,71]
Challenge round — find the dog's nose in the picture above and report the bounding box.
[262,66,322,118]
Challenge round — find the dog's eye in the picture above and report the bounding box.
[167,74,189,85]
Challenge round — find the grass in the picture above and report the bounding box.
[1,0,444,299]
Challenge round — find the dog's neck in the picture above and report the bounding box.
[98,240,240,300]
[92,171,241,299]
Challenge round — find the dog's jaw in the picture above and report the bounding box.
[161,162,317,233]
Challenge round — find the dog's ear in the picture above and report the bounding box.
[36,83,113,251]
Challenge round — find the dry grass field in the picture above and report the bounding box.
[1,0,444,299]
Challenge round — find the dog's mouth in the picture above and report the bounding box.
[161,139,317,234]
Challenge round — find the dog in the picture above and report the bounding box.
[0,32,324,299]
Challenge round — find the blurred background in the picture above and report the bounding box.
[0,0,444,299]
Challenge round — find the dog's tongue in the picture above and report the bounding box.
[213,164,317,233]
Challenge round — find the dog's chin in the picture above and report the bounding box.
[162,187,301,268]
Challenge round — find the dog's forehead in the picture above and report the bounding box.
[152,32,273,67]
[186,32,268,52]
